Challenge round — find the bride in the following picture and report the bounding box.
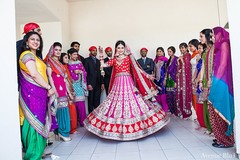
[84,40,170,141]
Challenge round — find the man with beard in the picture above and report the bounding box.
[84,46,104,113]
[103,47,113,95]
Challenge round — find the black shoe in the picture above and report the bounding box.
[212,142,233,148]
[213,139,217,143]
[42,152,52,159]
[46,141,53,146]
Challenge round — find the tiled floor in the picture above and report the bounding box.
[44,114,239,160]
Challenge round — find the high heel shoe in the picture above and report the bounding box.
[53,130,60,141]
[58,134,72,142]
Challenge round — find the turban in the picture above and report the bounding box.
[140,48,148,52]
[105,47,112,52]
[23,22,40,34]
[89,46,97,51]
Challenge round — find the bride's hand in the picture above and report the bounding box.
[98,46,103,54]
[125,45,131,55]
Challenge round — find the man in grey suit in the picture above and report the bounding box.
[137,48,155,75]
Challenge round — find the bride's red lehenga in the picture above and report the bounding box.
[84,54,170,141]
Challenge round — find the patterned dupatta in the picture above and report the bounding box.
[44,45,68,116]
[208,27,234,135]
[19,51,52,138]
[176,53,192,118]
[44,45,68,79]
[68,60,88,96]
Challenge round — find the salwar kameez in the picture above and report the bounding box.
[154,56,168,112]
[45,47,71,138]
[68,60,88,126]
[165,56,178,115]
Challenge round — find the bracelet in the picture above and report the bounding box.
[47,85,52,90]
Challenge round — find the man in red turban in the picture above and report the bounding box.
[103,47,113,95]
[84,46,104,113]
[22,22,42,35]
[137,47,155,75]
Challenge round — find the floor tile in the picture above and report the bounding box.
[67,154,91,160]
[39,117,238,160]
[115,152,140,160]
[91,153,115,160]
[163,148,194,160]
[140,150,167,160]
[116,141,139,153]
[52,146,76,155]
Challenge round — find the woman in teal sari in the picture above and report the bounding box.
[19,32,54,160]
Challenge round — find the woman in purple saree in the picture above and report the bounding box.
[19,32,54,160]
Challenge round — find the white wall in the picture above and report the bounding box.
[39,0,70,53]
[227,0,240,158]
[69,0,228,59]
[0,0,22,159]
[16,0,70,57]
[17,22,63,58]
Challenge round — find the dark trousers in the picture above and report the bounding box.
[88,85,101,113]
[104,78,110,95]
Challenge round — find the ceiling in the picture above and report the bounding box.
[15,0,59,24]
[66,0,92,1]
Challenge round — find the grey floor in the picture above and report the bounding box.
[44,114,238,160]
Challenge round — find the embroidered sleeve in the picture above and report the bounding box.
[21,53,36,64]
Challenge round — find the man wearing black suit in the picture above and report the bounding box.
[84,46,104,113]
[137,48,155,75]
[103,47,113,95]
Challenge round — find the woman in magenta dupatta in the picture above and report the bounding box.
[154,47,169,112]
[19,32,54,160]
[84,40,169,141]
[207,27,234,148]
[176,43,192,119]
